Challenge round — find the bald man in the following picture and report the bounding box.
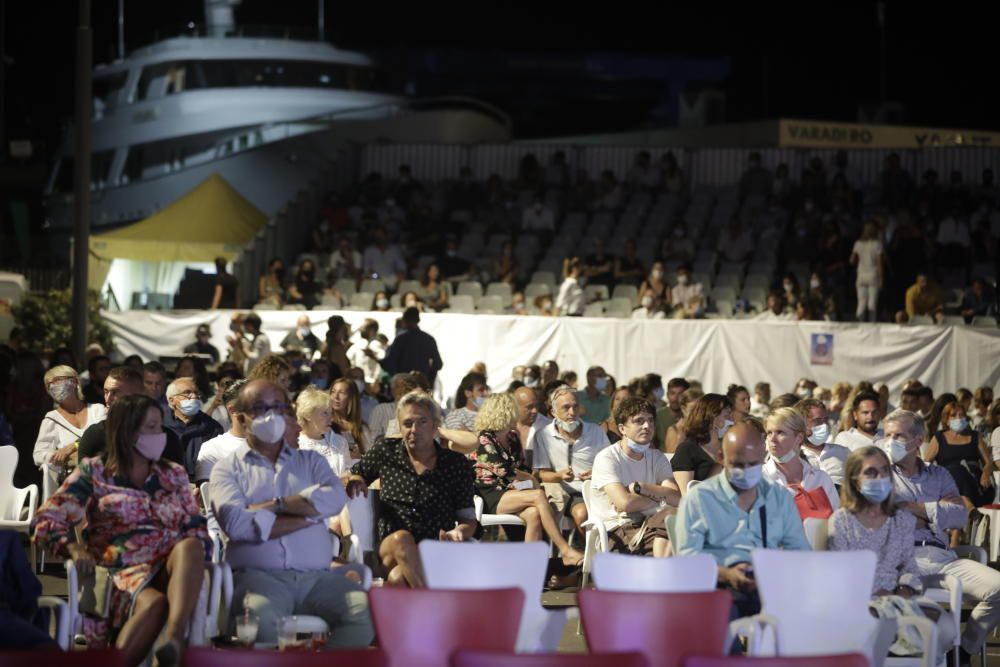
[514,386,551,469]
[675,422,809,616]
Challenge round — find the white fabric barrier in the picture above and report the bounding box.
[102,310,1000,401]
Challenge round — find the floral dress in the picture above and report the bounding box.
[32,456,209,646]
[469,430,530,513]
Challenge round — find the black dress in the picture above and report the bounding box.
[934,431,992,507]
[671,437,720,482]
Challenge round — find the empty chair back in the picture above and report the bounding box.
[453,651,649,667]
[0,649,129,667]
[578,589,731,667]
[752,549,877,659]
[369,587,524,667]
[593,552,717,592]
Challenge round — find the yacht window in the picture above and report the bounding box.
[51,157,75,193]
[93,72,128,118]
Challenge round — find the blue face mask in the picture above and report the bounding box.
[859,477,893,503]
[728,464,763,490]
[625,438,649,454]
[312,378,329,390]
[472,395,486,409]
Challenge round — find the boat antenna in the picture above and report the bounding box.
[318,0,325,41]
[117,0,124,59]
[204,0,242,38]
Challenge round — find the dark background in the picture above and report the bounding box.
[3,0,999,152]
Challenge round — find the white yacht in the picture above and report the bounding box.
[45,3,510,230]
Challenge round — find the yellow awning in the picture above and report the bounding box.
[89,173,267,262]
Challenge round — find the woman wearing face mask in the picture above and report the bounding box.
[599,386,633,444]
[663,388,704,453]
[631,287,665,319]
[638,261,669,303]
[33,394,209,666]
[469,394,584,565]
[829,446,954,662]
[534,294,556,317]
[33,365,107,489]
[330,378,370,461]
[287,259,322,310]
[669,393,733,494]
[372,290,391,312]
[444,371,489,432]
[761,408,839,520]
[924,401,994,512]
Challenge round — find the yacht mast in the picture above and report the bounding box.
[204,0,241,38]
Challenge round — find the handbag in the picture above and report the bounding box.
[789,483,834,520]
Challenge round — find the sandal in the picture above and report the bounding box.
[560,550,585,568]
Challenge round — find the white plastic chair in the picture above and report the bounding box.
[37,595,71,649]
[0,445,40,571]
[579,480,608,591]
[802,517,828,551]
[592,551,717,592]
[419,540,571,652]
[473,494,526,532]
[749,549,937,667]
[199,482,223,564]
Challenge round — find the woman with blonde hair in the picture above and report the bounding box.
[330,377,370,460]
[470,393,584,566]
[762,407,839,519]
[555,257,585,316]
[296,387,353,477]
[33,365,108,493]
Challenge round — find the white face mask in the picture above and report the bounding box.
[807,423,830,446]
[250,410,286,444]
[772,447,798,464]
[652,270,663,280]
[523,377,538,388]
[48,380,75,403]
[949,418,968,432]
[717,419,735,439]
[728,464,763,490]
[641,296,653,308]
[677,274,689,285]
[555,418,581,433]
[625,438,649,454]
[297,326,311,338]
[653,388,665,402]
[880,437,910,464]
[179,397,202,417]
[810,278,821,289]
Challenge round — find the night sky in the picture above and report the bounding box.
[3,1,1000,153]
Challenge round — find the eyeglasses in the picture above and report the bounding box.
[175,390,198,399]
[247,402,289,417]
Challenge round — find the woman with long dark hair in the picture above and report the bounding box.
[33,394,209,666]
[669,393,733,494]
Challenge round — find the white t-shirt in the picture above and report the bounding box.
[591,444,674,529]
[990,426,1000,463]
[533,421,610,492]
[834,427,883,452]
[801,442,850,487]
[298,431,353,477]
[195,432,246,482]
[852,239,882,285]
[33,403,108,467]
[763,455,840,512]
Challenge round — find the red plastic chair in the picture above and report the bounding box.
[184,647,386,667]
[369,587,525,667]
[453,650,649,667]
[0,648,127,667]
[577,589,732,667]
[683,656,868,667]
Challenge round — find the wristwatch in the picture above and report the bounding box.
[273,496,284,513]
[631,482,642,496]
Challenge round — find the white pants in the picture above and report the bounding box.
[856,283,879,321]
[922,554,1000,653]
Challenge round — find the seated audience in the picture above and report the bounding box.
[556,257,586,316]
[577,366,611,424]
[829,445,955,662]
[210,379,372,646]
[533,385,610,532]
[195,380,247,484]
[676,422,809,617]
[654,377,690,449]
[369,372,425,444]
[444,371,489,432]
[347,391,477,587]
[762,407,839,519]
[961,277,994,323]
[330,377,371,460]
[34,394,209,666]
[582,239,614,287]
[796,397,849,487]
[163,377,224,478]
[257,258,285,307]
[663,388,704,453]
[33,365,107,473]
[419,264,450,312]
[671,393,734,493]
[924,400,994,511]
[82,355,112,404]
[279,315,321,359]
[727,384,751,422]
[898,273,945,324]
[599,386,632,444]
[591,397,680,557]
[884,408,1000,660]
[834,390,883,451]
[613,240,644,286]
[469,393,583,565]
[174,355,211,402]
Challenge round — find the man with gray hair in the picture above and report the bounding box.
[885,408,1000,662]
[533,384,610,532]
[163,376,223,478]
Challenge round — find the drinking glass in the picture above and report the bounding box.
[277,615,299,651]
[235,610,259,647]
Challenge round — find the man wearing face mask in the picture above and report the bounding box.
[676,423,810,617]
[835,391,884,451]
[534,385,610,532]
[577,366,611,424]
[591,397,680,557]
[280,315,321,361]
[796,398,849,487]
[884,409,1000,662]
[210,379,373,647]
[668,264,703,316]
[163,377,224,479]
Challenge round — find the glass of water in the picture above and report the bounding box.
[277,615,300,651]
[235,610,259,647]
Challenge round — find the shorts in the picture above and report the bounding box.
[607,506,672,556]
